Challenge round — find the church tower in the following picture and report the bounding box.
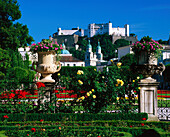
[85,40,96,66]
[96,41,103,61]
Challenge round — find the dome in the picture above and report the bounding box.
[61,50,70,54]
[61,43,70,54]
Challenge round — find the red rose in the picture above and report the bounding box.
[129,125,132,127]
[9,93,15,99]
[141,123,144,126]
[3,115,9,119]
[31,128,36,132]
[142,118,146,120]
[36,82,45,89]
[18,102,21,104]
[40,119,44,122]
[27,134,29,136]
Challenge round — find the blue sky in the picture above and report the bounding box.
[17,0,170,43]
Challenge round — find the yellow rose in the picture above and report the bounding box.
[81,96,85,100]
[58,73,60,76]
[93,95,96,99]
[102,76,105,79]
[89,91,92,94]
[92,89,94,92]
[77,70,84,75]
[78,80,83,85]
[138,87,141,90]
[120,80,124,86]
[87,92,90,96]
[115,84,118,87]
[137,76,140,79]
[117,62,122,68]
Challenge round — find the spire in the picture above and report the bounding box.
[96,40,101,53]
[86,39,92,52]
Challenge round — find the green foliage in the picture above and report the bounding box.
[65,65,141,113]
[114,39,130,48]
[120,53,137,66]
[69,48,85,61]
[130,33,136,37]
[158,39,168,45]
[0,0,34,51]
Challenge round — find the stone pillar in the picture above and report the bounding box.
[38,82,55,110]
[139,77,159,121]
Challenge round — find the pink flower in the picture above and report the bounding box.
[35,48,37,50]
[38,42,41,44]
[36,46,38,48]
[60,47,63,49]
[55,48,58,50]
[50,46,53,47]
[31,43,36,46]
[41,47,43,49]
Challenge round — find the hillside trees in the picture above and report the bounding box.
[71,34,127,61]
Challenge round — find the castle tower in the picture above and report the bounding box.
[124,24,129,36]
[85,40,96,66]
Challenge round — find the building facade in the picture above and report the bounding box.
[54,22,129,38]
[85,40,104,66]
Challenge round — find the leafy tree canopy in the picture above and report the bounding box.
[119,53,137,66]
[114,39,130,48]
[0,0,34,51]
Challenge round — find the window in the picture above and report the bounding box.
[67,64,69,66]
[73,64,76,66]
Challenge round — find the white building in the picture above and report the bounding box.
[117,45,133,61]
[85,40,105,66]
[56,22,129,38]
[88,22,129,37]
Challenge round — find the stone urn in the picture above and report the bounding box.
[137,50,157,65]
[33,51,61,82]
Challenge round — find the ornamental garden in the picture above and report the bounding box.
[0,38,170,137]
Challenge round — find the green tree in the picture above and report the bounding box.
[69,48,85,61]
[0,0,34,51]
[158,39,168,45]
[114,39,130,48]
[120,53,137,66]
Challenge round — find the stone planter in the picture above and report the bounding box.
[33,51,61,82]
[137,50,157,65]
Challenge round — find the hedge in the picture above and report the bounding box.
[2,126,168,137]
[0,120,169,131]
[0,113,148,121]
[4,128,133,137]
